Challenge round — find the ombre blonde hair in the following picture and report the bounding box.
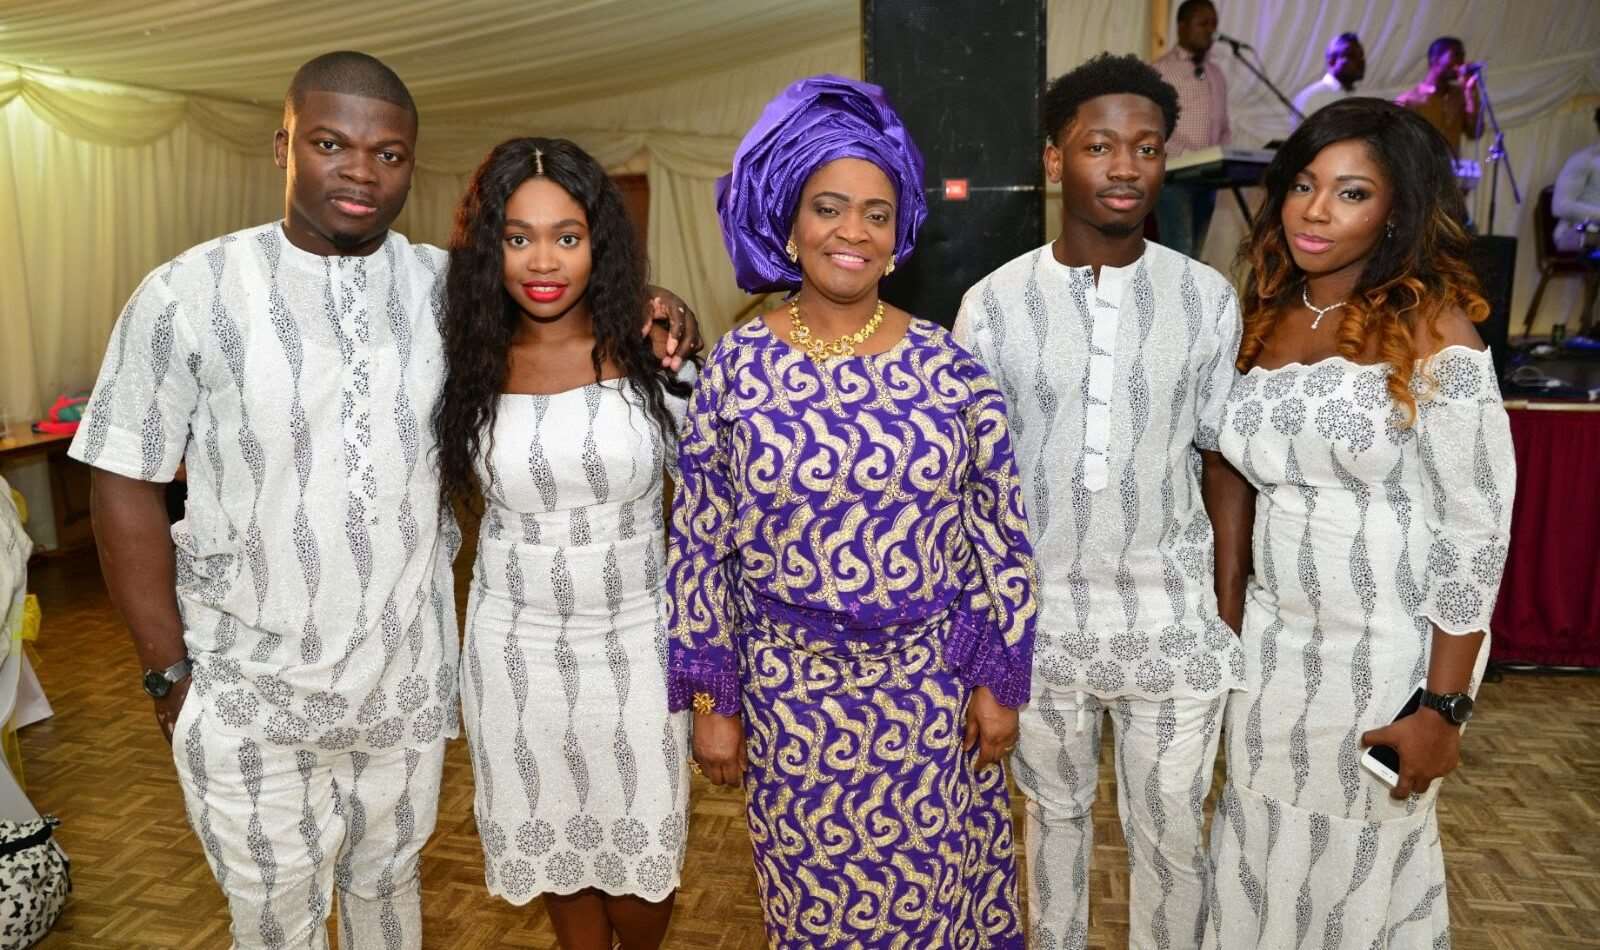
[1234,98,1488,422]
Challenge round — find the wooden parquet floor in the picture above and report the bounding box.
[18,548,1600,949]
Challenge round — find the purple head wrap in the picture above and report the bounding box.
[716,74,928,294]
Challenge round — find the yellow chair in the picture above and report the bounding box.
[2,596,39,784]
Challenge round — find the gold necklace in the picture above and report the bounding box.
[788,299,886,361]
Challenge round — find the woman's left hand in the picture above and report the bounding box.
[1360,707,1462,800]
[964,686,1018,770]
[643,285,703,372]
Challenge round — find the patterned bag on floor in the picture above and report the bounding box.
[0,816,69,949]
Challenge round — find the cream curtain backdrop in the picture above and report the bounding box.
[0,3,856,421]
[0,70,284,426]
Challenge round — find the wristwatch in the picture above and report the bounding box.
[1419,689,1474,725]
[141,657,193,699]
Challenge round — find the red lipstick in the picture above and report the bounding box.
[522,281,567,303]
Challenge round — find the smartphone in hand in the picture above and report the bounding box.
[1360,682,1427,788]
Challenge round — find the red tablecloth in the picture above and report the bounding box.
[1489,403,1600,666]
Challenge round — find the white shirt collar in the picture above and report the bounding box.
[1043,243,1148,288]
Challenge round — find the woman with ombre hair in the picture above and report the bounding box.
[1205,98,1515,949]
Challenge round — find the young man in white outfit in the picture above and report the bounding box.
[955,53,1253,950]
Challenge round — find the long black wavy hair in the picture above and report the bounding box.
[433,136,689,511]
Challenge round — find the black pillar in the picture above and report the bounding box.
[1467,234,1516,378]
[864,0,1047,326]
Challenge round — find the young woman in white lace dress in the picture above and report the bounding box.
[1205,99,1515,948]
[433,138,697,950]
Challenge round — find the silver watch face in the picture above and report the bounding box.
[142,669,173,698]
[143,659,190,698]
[1448,694,1474,723]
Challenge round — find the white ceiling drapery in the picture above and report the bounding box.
[0,1,858,118]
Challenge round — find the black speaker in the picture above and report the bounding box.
[864,0,1046,327]
[1467,235,1515,379]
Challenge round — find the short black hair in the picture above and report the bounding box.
[1176,0,1216,23]
[284,51,417,125]
[1427,36,1464,65]
[1042,53,1181,144]
[1327,32,1360,63]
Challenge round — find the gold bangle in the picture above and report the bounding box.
[692,692,716,715]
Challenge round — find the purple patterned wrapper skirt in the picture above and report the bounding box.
[737,604,1025,949]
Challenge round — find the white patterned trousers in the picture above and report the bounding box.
[171,698,445,950]
[1011,689,1224,950]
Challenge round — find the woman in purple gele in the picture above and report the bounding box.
[666,74,1039,949]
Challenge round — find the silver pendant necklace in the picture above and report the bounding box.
[1302,285,1347,330]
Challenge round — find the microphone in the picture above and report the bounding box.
[1462,61,1486,75]
[1216,32,1254,52]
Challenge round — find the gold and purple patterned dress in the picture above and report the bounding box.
[667,317,1037,949]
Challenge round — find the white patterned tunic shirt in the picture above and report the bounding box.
[955,241,1246,703]
[70,222,460,753]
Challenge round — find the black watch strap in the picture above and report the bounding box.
[1419,688,1473,724]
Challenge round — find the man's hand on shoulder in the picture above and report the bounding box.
[644,286,704,372]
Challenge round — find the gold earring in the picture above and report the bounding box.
[885,258,896,276]
[785,238,798,262]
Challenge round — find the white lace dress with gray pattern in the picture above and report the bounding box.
[462,381,690,903]
[1205,345,1514,948]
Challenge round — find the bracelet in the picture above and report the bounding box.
[691,692,717,715]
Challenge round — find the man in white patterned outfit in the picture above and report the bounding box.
[955,54,1254,950]
[72,52,697,949]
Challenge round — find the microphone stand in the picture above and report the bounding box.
[1219,38,1304,125]
[1471,67,1522,236]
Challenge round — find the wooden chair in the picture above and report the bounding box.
[1522,185,1600,337]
